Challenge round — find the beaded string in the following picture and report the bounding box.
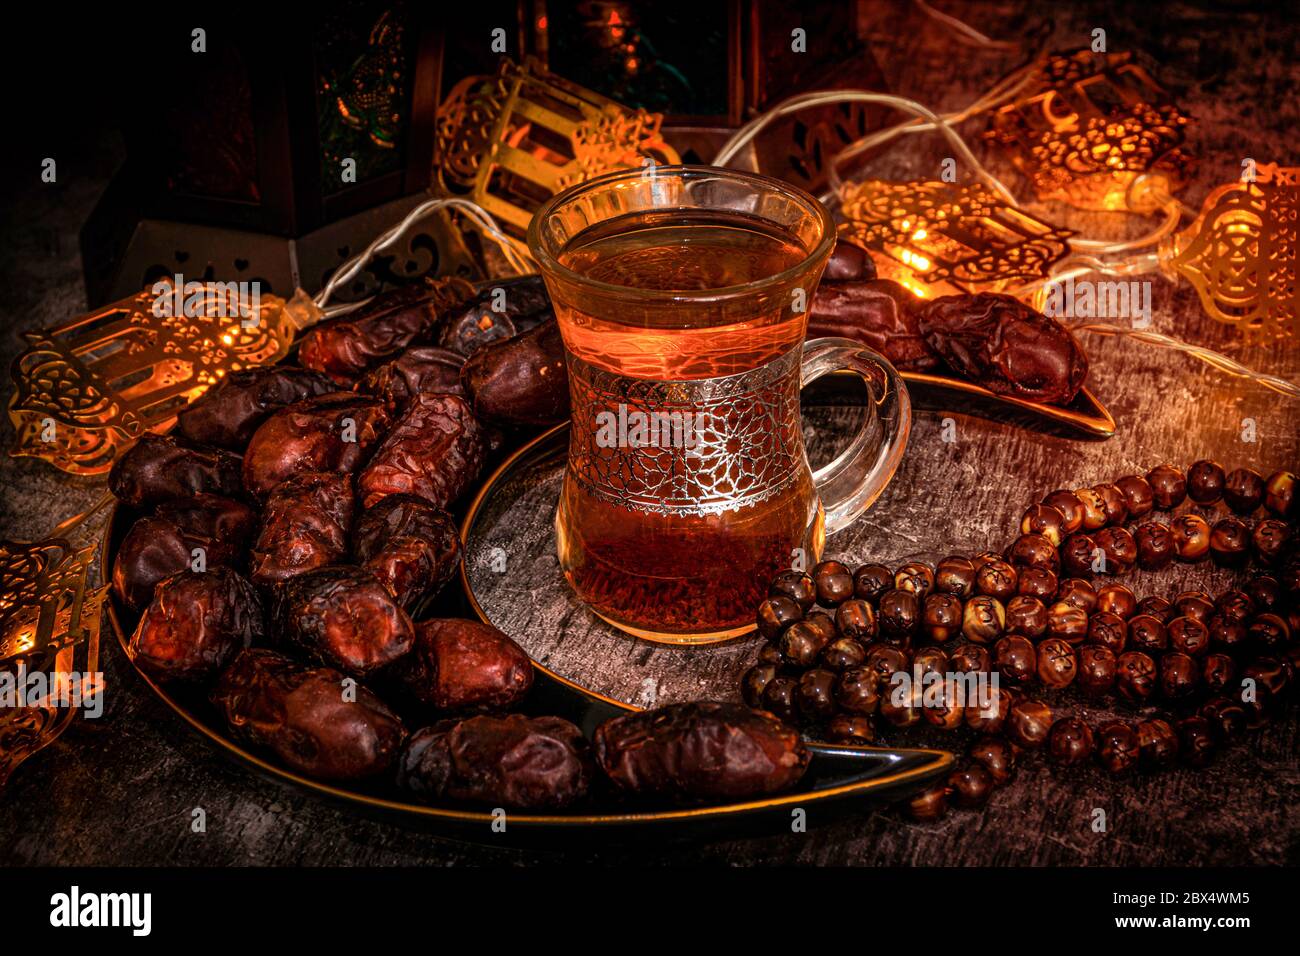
[739,461,1298,820]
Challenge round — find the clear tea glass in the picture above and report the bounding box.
[528,165,910,644]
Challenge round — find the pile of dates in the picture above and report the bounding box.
[110,276,809,810]
[811,241,1089,406]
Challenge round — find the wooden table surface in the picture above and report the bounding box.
[1,1,1297,866]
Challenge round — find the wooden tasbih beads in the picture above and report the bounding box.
[737,461,1298,821]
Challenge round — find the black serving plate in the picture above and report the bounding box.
[103,500,952,848]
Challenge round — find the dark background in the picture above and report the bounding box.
[1,0,1297,865]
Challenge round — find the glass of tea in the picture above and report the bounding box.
[529,165,910,644]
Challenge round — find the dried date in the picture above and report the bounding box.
[809,279,940,372]
[108,434,243,508]
[176,366,337,450]
[112,494,257,611]
[437,275,554,357]
[397,715,591,809]
[399,618,533,712]
[356,392,485,510]
[275,566,415,677]
[358,346,466,416]
[250,472,354,585]
[242,393,388,498]
[461,319,569,426]
[129,567,264,682]
[353,494,461,609]
[211,648,405,781]
[916,292,1088,405]
[593,702,809,801]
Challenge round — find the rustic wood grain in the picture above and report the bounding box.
[1,0,1297,865]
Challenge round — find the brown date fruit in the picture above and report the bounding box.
[822,239,877,281]
[915,292,1088,404]
[921,593,963,642]
[1006,535,1058,575]
[177,366,338,450]
[772,570,816,610]
[1252,519,1290,565]
[357,392,486,510]
[814,560,855,605]
[1114,474,1155,520]
[129,568,264,682]
[1021,504,1067,547]
[894,562,935,599]
[359,346,466,416]
[994,635,1037,684]
[109,434,243,508]
[808,279,940,371]
[833,666,881,715]
[1116,650,1158,701]
[112,494,257,611]
[1264,470,1296,517]
[353,495,461,610]
[1036,637,1077,688]
[757,596,803,640]
[1209,517,1250,567]
[1074,488,1108,531]
[400,618,532,713]
[594,702,809,801]
[948,765,993,808]
[211,648,405,781]
[1186,459,1226,504]
[1170,514,1211,562]
[878,588,920,642]
[462,320,569,426]
[1095,583,1137,620]
[1146,464,1187,509]
[1017,567,1058,600]
[1060,533,1096,577]
[976,558,1019,599]
[1005,596,1048,639]
[825,714,876,744]
[1134,521,1175,571]
[298,278,475,382]
[835,599,877,642]
[821,637,868,672]
[970,736,1016,785]
[1136,718,1179,769]
[934,556,977,597]
[243,393,389,499]
[1086,611,1127,654]
[797,668,838,721]
[1076,644,1117,696]
[1048,717,1094,766]
[1126,613,1167,652]
[250,472,354,586]
[438,276,553,357]
[761,675,799,723]
[1202,653,1236,695]
[1006,698,1053,749]
[1223,467,1265,514]
[962,595,1005,643]
[1095,721,1139,776]
[1168,616,1210,657]
[1160,651,1199,700]
[1093,527,1137,575]
[399,714,591,809]
[1177,716,1217,767]
[276,566,415,678]
[1042,490,1084,534]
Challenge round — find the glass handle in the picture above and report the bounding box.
[800,337,912,536]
